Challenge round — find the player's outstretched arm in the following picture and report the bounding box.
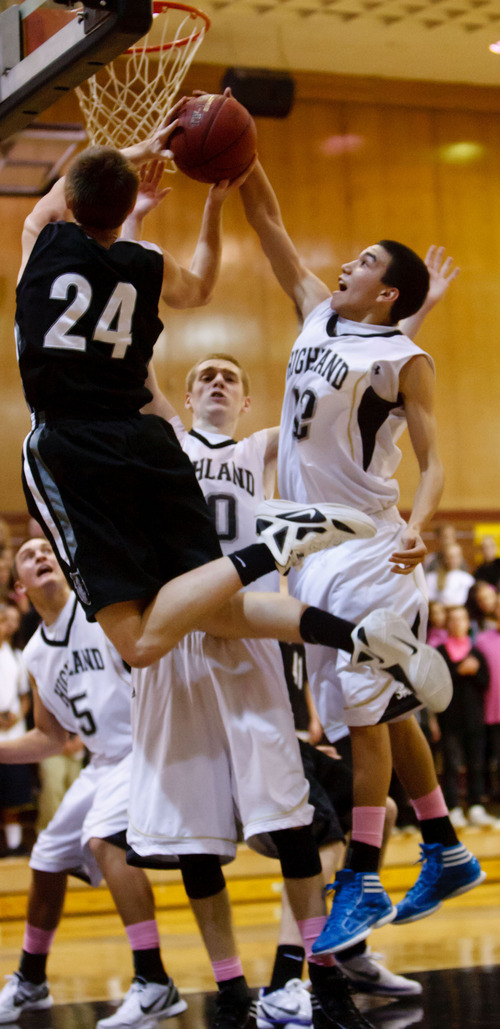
[389,355,444,575]
[400,245,460,339]
[239,160,329,321]
[141,362,178,423]
[0,680,69,764]
[18,176,70,282]
[160,176,241,309]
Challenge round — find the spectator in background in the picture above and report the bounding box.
[425,543,475,607]
[466,580,498,640]
[475,594,500,808]
[0,544,14,604]
[437,607,494,829]
[425,524,465,573]
[473,536,500,589]
[0,603,33,856]
[426,601,448,648]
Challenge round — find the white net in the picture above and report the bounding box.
[75,1,210,154]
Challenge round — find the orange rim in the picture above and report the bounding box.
[126,1,210,54]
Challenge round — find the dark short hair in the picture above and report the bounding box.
[186,353,250,395]
[378,240,430,324]
[65,146,139,231]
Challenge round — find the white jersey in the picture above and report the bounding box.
[128,419,311,861]
[278,300,433,514]
[23,596,132,761]
[173,418,278,592]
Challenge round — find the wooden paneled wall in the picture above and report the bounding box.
[1,65,500,516]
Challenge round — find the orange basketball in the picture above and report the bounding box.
[169,93,257,183]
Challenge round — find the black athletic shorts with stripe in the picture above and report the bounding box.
[22,413,222,620]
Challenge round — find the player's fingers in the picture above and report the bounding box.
[424,244,437,267]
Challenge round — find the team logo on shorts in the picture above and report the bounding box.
[70,570,91,606]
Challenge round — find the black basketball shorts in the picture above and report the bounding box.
[22,413,222,619]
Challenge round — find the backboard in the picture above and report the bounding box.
[0,1,153,143]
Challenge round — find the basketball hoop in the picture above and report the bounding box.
[75,1,210,153]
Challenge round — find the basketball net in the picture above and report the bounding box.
[75,1,210,157]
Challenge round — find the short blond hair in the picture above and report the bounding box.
[185,353,250,396]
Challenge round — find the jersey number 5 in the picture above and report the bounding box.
[43,273,137,359]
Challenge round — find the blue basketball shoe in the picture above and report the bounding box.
[311,870,397,955]
[393,842,486,924]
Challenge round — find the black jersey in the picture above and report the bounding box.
[16,221,164,419]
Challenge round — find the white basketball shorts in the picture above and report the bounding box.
[127,632,313,862]
[289,508,429,730]
[30,751,132,886]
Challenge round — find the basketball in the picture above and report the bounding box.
[169,93,257,184]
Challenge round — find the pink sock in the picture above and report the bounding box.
[23,924,56,955]
[125,920,160,951]
[352,806,386,848]
[212,957,244,982]
[297,917,335,967]
[411,786,448,822]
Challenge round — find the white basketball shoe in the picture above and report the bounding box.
[351,609,453,713]
[257,979,312,1029]
[255,501,376,575]
[96,977,187,1029]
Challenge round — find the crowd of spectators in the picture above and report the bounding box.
[424,525,500,830]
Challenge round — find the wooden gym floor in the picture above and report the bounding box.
[0,826,499,1029]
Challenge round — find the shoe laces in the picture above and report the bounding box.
[408,844,442,892]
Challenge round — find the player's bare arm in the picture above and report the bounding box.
[240,160,330,321]
[141,362,178,422]
[389,354,444,575]
[262,426,280,498]
[18,177,70,282]
[400,245,460,339]
[161,174,250,309]
[0,680,69,764]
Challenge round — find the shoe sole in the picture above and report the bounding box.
[394,869,487,924]
[355,611,453,714]
[312,905,397,955]
[342,982,423,997]
[257,1019,312,1029]
[96,997,188,1029]
[0,996,53,1023]
[256,502,376,540]
[408,646,453,714]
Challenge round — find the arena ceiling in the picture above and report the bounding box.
[181,0,500,87]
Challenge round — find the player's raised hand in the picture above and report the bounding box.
[134,161,171,218]
[208,154,258,200]
[424,245,460,306]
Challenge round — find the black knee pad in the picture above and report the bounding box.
[179,853,226,899]
[270,825,322,879]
